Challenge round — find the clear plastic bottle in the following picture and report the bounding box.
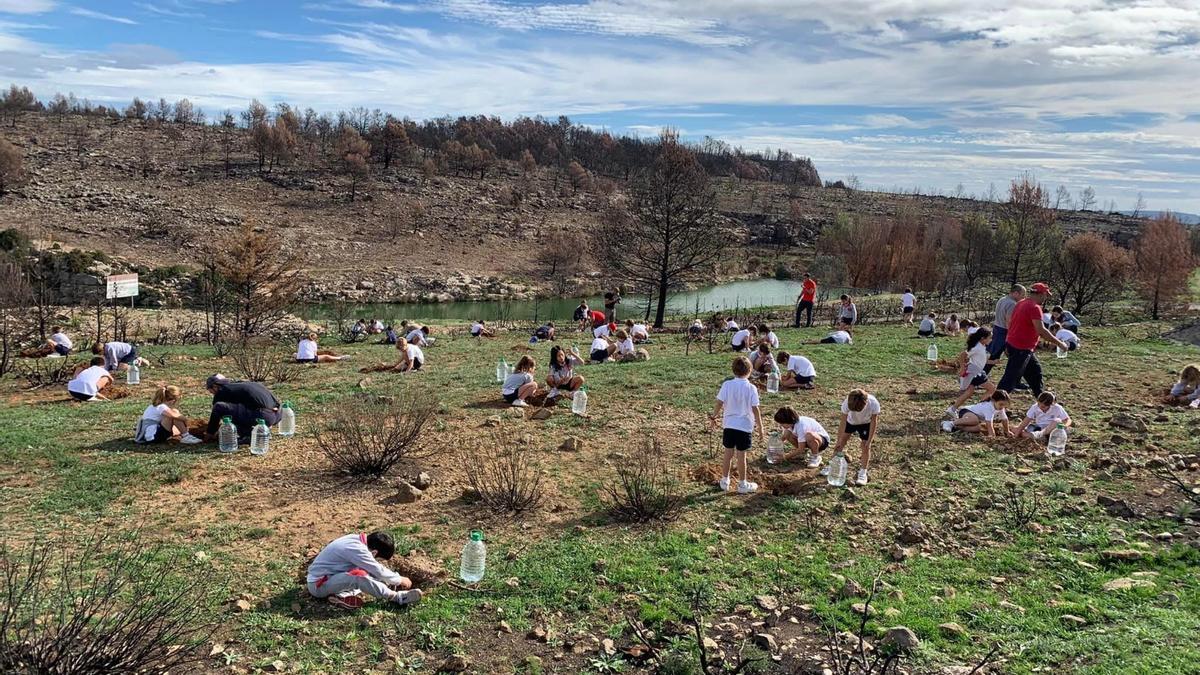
[250,418,270,456]
[1047,423,1067,457]
[126,361,141,385]
[459,530,486,583]
[496,359,507,383]
[1056,345,1067,359]
[766,431,785,465]
[827,450,848,487]
[278,402,295,437]
[766,368,780,394]
[571,387,588,416]
[927,343,939,362]
[218,416,238,453]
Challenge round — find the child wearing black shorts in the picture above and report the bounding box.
[830,388,879,486]
[709,356,764,494]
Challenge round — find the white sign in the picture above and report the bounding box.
[105,273,139,300]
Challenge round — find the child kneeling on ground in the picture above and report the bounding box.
[709,356,764,494]
[502,355,538,407]
[1169,364,1200,407]
[306,531,422,610]
[775,350,816,390]
[136,384,203,444]
[1014,391,1072,441]
[945,389,1012,436]
[773,406,830,468]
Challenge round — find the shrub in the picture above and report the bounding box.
[314,391,438,476]
[601,438,685,523]
[463,432,544,512]
[227,341,301,384]
[0,531,219,675]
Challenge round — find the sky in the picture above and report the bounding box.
[1,0,1199,213]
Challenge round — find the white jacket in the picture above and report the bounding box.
[306,533,404,586]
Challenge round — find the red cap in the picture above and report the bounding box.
[1030,282,1051,295]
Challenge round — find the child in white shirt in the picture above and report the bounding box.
[1052,323,1080,351]
[757,323,779,349]
[831,389,879,485]
[1169,364,1200,405]
[1014,391,1072,441]
[46,326,73,357]
[136,384,203,444]
[947,328,996,415]
[918,312,936,337]
[615,330,637,361]
[295,333,349,363]
[306,531,422,610]
[710,356,764,494]
[773,406,830,468]
[901,287,916,324]
[819,330,853,345]
[590,336,615,363]
[730,327,756,351]
[946,390,1012,436]
[774,350,816,390]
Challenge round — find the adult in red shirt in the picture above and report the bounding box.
[589,309,607,327]
[996,282,1068,397]
[794,272,818,328]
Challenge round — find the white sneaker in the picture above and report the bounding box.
[855,469,868,486]
[718,476,731,491]
[806,453,822,469]
[548,387,560,399]
[941,421,955,433]
[511,399,528,408]
[179,433,203,445]
[945,405,958,417]
[737,480,759,494]
[46,353,64,359]
[819,465,830,477]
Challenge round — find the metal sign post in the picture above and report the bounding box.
[105,273,139,309]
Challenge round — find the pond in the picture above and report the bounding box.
[302,278,831,322]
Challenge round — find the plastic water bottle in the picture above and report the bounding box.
[571,387,588,416]
[766,431,785,465]
[1047,424,1067,457]
[827,451,848,487]
[278,402,295,437]
[927,343,938,362]
[126,361,140,385]
[218,416,238,453]
[496,359,507,383]
[459,530,486,583]
[766,369,780,394]
[1056,345,1067,359]
[250,418,270,456]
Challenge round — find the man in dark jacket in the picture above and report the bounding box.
[204,373,281,443]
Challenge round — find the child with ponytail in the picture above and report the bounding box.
[136,384,203,444]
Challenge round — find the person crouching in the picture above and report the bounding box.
[306,531,422,610]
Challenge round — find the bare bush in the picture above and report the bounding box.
[15,356,79,389]
[997,483,1040,531]
[0,531,219,675]
[228,341,301,385]
[1149,462,1200,511]
[463,432,544,513]
[314,392,438,477]
[601,438,685,523]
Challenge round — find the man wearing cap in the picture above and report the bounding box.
[996,282,1068,397]
[985,284,1025,372]
[204,374,282,444]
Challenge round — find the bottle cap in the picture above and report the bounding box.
[256,418,265,424]
[221,416,232,423]
[283,402,292,409]
[470,530,483,541]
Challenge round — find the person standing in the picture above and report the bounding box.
[996,282,1068,397]
[901,287,916,324]
[985,284,1025,371]
[794,273,817,328]
[603,290,621,323]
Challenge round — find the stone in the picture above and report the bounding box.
[265,660,286,672]
[498,621,512,634]
[482,415,502,428]
[438,655,469,672]
[234,599,253,612]
[601,638,617,656]
[413,472,433,490]
[753,633,778,652]
[938,622,967,639]
[1060,614,1088,628]
[889,545,913,562]
[897,523,927,545]
[756,594,780,611]
[883,607,902,618]
[851,602,876,617]
[527,626,550,642]
[998,601,1026,614]
[881,626,920,652]
[1108,413,1147,433]
[394,481,423,503]
[1097,495,1136,518]
[838,579,866,599]
[1102,577,1156,592]
[1100,549,1144,563]
[702,636,720,651]
[558,437,584,452]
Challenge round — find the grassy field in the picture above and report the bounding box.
[1,320,1199,674]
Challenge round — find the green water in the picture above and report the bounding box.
[303,278,820,322]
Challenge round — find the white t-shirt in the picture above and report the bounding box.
[68,365,109,397]
[1170,382,1200,401]
[372,320,384,331]
[406,329,424,344]
[716,377,760,433]
[841,394,881,426]
[1025,402,1069,428]
[731,329,752,348]
[827,331,852,344]
[786,354,816,378]
[943,318,959,332]
[590,337,609,353]
[594,324,611,339]
[502,371,532,395]
[919,317,935,332]
[965,343,988,376]
[296,339,318,360]
[765,331,779,348]
[630,323,648,339]
[793,416,830,442]
[405,344,424,363]
[902,293,915,309]
[1056,329,1079,346]
[725,320,739,331]
[966,400,1003,422]
[470,322,483,336]
[1042,312,1052,325]
[618,337,635,355]
[142,402,170,423]
[51,332,72,349]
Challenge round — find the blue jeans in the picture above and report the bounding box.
[984,326,1007,372]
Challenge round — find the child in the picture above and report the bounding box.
[93,340,144,373]
[46,326,72,357]
[534,322,556,342]
[961,318,979,335]
[901,288,916,324]
[306,531,422,610]
[709,356,764,494]
[1169,364,1200,405]
[818,329,853,345]
[831,388,878,485]
[370,318,384,335]
[759,323,779,349]
[350,319,367,339]
[593,321,612,339]
[730,325,757,351]
[947,327,996,415]
[136,385,203,444]
[67,356,113,402]
[749,342,775,379]
[626,320,650,343]
[589,334,615,363]
[470,320,495,338]
[502,355,538,407]
[382,325,398,344]
[1052,306,1080,332]
[839,295,858,326]
[574,300,590,330]
[1052,323,1080,351]
[614,330,638,361]
[773,406,830,468]
[687,319,704,339]
[945,390,1012,436]
[775,350,816,389]
[918,312,936,338]
[1014,391,1072,441]
[943,313,960,337]
[296,333,349,363]
[394,337,424,372]
[725,316,739,332]
[546,345,585,399]
[406,325,430,347]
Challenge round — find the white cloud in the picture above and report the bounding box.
[0,0,55,13]
[70,7,138,24]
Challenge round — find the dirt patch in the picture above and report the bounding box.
[19,345,54,358]
[99,384,132,400]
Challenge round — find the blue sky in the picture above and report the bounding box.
[2,0,1200,212]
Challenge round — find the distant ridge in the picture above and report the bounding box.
[1118,210,1200,225]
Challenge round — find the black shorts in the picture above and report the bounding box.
[845,422,871,440]
[68,389,94,401]
[965,373,988,387]
[903,306,914,314]
[118,346,139,364]
[53,343,71,356]
[296,357,319,364]
[722,428,752,452]
[802,434,830,452]
[731,342,746,351]
[918,329,933,337]
[590,349,609,363]
[820,337,837,344]
[145,423,170,444]
[1067,342,1078,351]
[840,317,853,326]
[503,390,520,403]
[410,358,423,371]
[795,374,815,385]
